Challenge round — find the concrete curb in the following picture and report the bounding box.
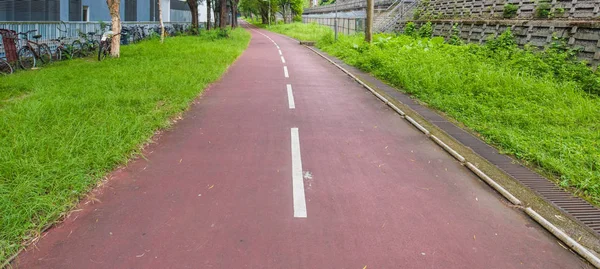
[303,45,600,268]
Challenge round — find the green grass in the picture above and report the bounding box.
[0,29,250,263]
[269,23,600,205]
[267,22,332,42]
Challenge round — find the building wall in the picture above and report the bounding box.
[83,0,112,21]
[0,0,61,21]
[1,0,203,22]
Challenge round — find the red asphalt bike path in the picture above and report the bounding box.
[15,24,589,268]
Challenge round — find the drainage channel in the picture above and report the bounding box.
[327,56,600,237]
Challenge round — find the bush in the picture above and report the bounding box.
[404,22,417,37]
[503,3,519,18]
[448,23,463,45]
[417,22,433,38]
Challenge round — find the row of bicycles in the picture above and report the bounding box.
[0,22,187,75]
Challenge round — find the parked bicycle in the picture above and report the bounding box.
[52,21,76,60]
[72,30,100,57]
[0,57,13,75]
[17,30,52,69]
[98,31,121,61]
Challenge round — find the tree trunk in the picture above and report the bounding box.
[106,0,121,57]
[219,0,227,29]
[207,0,211,30]
[159,0,165,43]
[186,0,199,33]
[365,0,373,43]
[231,0,238,28]
[214,0,220,27]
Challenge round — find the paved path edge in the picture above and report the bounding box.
[291,41,600,267]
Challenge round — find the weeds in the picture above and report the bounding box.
[503,3,519,18]
[268,22,600,205]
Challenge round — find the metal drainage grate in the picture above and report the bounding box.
[329,57,600,237]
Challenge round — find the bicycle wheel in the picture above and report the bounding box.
[72,40,84,58]
[18,46,36,69]
[38,44,53,64]
[98,42,108,61]
[0,59,13,75]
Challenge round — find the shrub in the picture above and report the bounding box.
[448,23,463,45]
[404,22,417,37]
[503,3,519,18]
[417,22,433,38]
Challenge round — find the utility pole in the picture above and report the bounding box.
[365,0,373,43]
[334,0,338,41]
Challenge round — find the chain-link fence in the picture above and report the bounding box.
[302,17,365,35]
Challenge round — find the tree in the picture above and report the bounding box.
[365,0,373,43]
[159,0,165,43]
[106,0,121,57]
[230,0,239,28]
[220,0,227,29]
[186,0,200,33]
[277,0,303,23]
[207,0,212,30]
[239,0,278,24]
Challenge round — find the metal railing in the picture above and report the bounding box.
[376,0,419,32]
[304,0,396,14]
[303,17,366,35]
[0,21,191,57]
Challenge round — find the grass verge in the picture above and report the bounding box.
[269,22,600,206]
[0,28,250,263]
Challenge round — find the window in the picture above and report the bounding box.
[125,0,137,21]
[82,5,88,22]
[0,0,59,21]
[69,0,81,21]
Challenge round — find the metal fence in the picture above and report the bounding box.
[0,21,191,57]
[303,17,365,35]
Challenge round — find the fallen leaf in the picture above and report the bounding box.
[208,185,214,189]
[136,253,145,258]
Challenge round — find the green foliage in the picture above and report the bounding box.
[554,7,565,17]
[417,22,433,38]
[0,29,251,263]
[448,23,463,45]
[503,3,519,18]
[485,29,517,52]
[266,22,333,42]
[535,0,552,18]
[270,22,600,206]
[404,22,417,37]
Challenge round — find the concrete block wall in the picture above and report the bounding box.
[415,0,600,20]
[396,19,600,64]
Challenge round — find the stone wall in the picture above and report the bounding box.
[414,0,600,20]
[396,19,600,64]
